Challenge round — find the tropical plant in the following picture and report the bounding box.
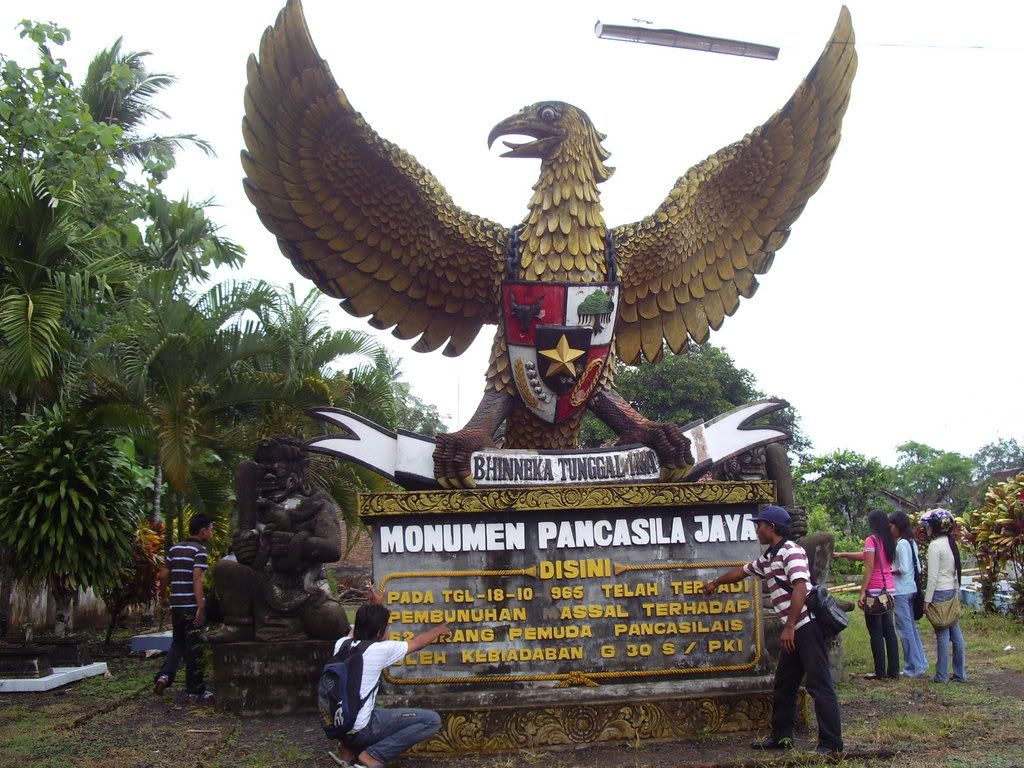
[958,505,1000,614]
[0,406,147,635]
[100,520,164,644]
[80,37,212,167]
[964,473,1024,618]
[86,273,281,538]
[0,169,136,412]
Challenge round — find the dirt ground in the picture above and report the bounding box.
[2,612,1023,768]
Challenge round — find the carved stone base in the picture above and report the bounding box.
[412,691,782,754]
[212,640,334,716]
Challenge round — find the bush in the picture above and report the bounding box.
[962,474,1024,618]
[0,407,147,629]
[807,505,863,578]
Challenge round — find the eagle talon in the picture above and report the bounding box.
[433,428,492,490]
[619,420,694,477]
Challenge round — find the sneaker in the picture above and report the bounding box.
[863,672,879,680]
[153,676,169,696]
[187,690,214,703]
[751,736,794,750]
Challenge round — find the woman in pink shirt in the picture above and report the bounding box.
[835,509,900,679]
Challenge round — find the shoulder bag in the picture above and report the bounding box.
[861,536,895,616]
[777,565,849,637]
[925,593,961,629]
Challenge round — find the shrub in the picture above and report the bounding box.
[0,407,146,632]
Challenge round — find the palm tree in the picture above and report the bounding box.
[87,272,283,538]
[254,284,400,540]
[0,168,135,419]
[80,38,212,164]
[141,191,245,283]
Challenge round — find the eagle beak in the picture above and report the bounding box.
[487,113,560,159]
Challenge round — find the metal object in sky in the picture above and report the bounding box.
[594,21,780,60]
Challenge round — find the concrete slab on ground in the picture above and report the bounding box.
[130,630,172,653]
[0,662,108,692]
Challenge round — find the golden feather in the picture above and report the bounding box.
[242,0,506,354]
[612,7,856,364]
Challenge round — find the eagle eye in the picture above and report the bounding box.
[539,106,558,122]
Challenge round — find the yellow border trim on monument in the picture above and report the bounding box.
[381,561,762,686]
[359,480,774,519]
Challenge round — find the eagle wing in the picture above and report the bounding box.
[613,7,857,365]
[243,0,507,357]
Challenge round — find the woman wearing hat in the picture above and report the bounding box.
[920,508,967,683]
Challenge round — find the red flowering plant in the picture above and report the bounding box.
[101,521,165,644]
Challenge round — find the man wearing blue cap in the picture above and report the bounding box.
[703,505,843,757]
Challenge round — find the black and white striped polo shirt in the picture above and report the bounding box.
[167,538,208,609]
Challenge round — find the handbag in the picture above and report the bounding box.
[910,543,925,621]
[925,594,962,629]
[861,536,895,616]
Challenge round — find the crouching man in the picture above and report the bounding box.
[703,505,844,757]
[328,586,451,767]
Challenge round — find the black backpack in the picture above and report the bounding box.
[317,639,378,739]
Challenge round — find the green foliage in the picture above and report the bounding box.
[893,440,975,514]
[580,343,808,453]
[973,438,1024,485]
[795,449,892,536]
[393,380,448,436]
[80,37,212,167]
[0,406,146,596]
[806,506,864,577]
[962,473,1024,618]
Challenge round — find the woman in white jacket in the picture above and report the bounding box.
[921,508,967,683]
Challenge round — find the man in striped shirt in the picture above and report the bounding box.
[703,505,843,757]
[154,515,214,701]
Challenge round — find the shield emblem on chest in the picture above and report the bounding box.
[501,280,620,424]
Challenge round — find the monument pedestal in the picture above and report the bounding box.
[212,640,334,716]
[413,689,780,753]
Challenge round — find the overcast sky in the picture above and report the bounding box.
[3,0,1022,464]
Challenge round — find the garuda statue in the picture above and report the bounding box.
[243,1,856,488]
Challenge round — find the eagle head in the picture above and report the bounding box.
[488,102,614,182]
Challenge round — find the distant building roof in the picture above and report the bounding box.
[875,488,922,512]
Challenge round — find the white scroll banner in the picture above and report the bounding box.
[304,399,789,489]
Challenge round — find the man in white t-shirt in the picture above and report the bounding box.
[329,586,450,767]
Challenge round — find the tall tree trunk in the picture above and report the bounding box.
[152,447,162,527]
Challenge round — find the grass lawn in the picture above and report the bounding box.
[1,610,1022,768]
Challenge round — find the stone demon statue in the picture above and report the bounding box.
[208,438,349,643]
[242,1,856,487]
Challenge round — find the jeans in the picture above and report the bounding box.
[931,589,967,682]
[771,620,843,752]
[893,593,928,676]
[156,608,207,694]
[864,608,899,678]
[343,708,441,762]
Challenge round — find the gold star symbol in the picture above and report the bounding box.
[539,334,586,378]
